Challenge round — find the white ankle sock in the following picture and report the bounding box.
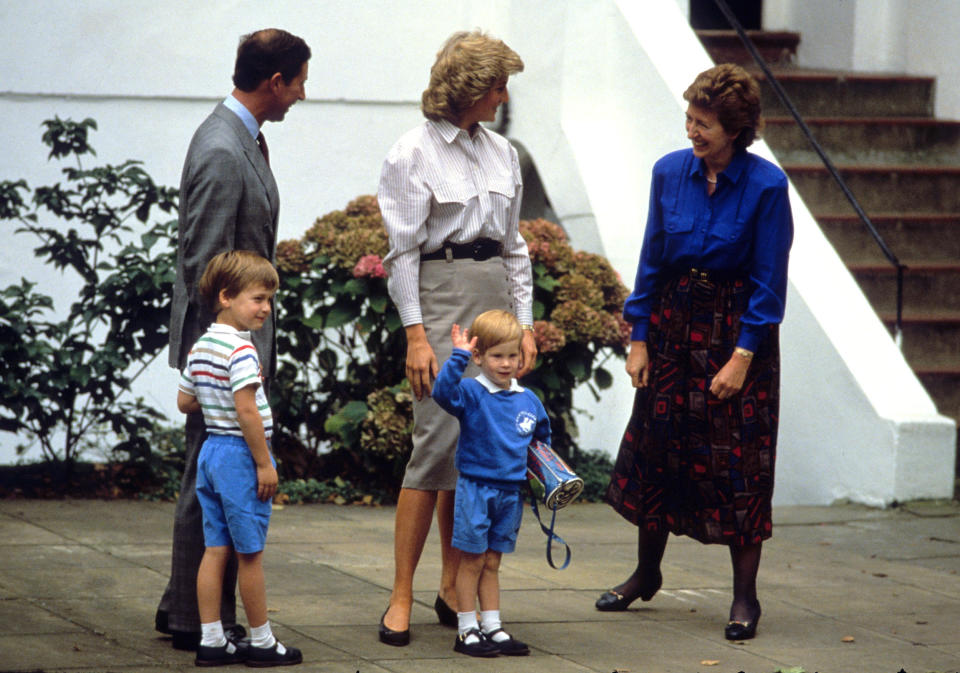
[250,622,286,655]
[200,620,229,649]
[457,611,480,643]
[480,610,509,642]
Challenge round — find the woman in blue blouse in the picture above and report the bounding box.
[597,64,793,641]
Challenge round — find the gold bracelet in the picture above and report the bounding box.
[734,347,754,360]
[521,324,535,332]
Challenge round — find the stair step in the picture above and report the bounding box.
[915,372,960,419]
[782,164,960,212]
[849,263,960,313]
[697,29,799,66]
[765,117,960,164]
[817,213,960,263]
[879,313,960,369]
[755,71,934,118]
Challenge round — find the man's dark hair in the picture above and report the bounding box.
[232,28,311,92]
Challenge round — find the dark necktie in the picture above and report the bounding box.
[257,132,270,166]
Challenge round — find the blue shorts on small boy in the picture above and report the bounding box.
[452,476,523,554]
[196,434,274,554]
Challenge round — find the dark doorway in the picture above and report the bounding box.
[690,0,762,30]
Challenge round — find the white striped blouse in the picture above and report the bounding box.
[378,118,533,327]
[179,323,273,439]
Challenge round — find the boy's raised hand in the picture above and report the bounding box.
[451,323,478,352]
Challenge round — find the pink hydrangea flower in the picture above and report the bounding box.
[353,254,387,279]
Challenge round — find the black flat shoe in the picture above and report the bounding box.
[595,572,662,611]
[378,609,410,647]
[454,628,499,657]
[434,594,458,627]
[484,628,529,656]
[724,617,759,641]
[195,642,246,667]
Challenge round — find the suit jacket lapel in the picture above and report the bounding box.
[212,103,279,219]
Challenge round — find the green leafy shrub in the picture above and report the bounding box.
[0,117,178,480]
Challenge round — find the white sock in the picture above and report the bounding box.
[480,610,509,642]
[457,611,480,643]
[200,620,230,649]
[250,621,286,655]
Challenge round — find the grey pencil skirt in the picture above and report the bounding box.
[401,256,512,491]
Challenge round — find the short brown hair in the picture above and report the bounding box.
[233,28,311,91]
[421,30,524,124]
[683,63,763,152]
[198,250,279,314]
[469,309,523,354]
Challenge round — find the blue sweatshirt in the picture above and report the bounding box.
[433,348,551,488]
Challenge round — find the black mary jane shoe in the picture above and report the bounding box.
[484,628,530,656]
[454,628,499,658]
[434,594,458,628]
[195,642,246,667]
[724,617,759,641]
[378,609,410,647]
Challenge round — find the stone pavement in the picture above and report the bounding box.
[1,498,958,673]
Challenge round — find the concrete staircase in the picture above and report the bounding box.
[699,31,960,466]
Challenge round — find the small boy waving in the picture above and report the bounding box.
[432,309,551,658]
[176,250,302,667]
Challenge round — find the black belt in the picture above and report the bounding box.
[421,238,503,262]
[672,266,746,283]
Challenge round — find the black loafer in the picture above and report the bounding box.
[195,642,246,667]
[484,628,530,656]
[454,628,499,657]
[595,589,640,612]
[378,609,410,647]
[434,595,458,628]
[246,641,302,667]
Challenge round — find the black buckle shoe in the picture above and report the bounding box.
[454,628,499,657]
[195,642,246,667]
[246,641,302,667]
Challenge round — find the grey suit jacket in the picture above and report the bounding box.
[169,102,280,375]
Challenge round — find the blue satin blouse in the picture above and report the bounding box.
[623,148,794,353]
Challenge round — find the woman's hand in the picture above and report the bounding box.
[710,351,751,400]
[517,329,538,378]
[405,324,438,401]
[625,340,649,388]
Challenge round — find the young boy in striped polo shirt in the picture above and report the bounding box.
[176,250,301,667]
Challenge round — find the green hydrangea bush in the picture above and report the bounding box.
[272,199,625,501]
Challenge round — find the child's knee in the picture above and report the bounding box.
[483,551,502,572]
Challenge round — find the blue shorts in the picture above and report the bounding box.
[452,476,523,554]
[196,434,274,554]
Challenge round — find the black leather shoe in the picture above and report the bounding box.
[595,571,662,611]
[246,641,302,667]
[224,624,247,645]
[434,595,458,628]
[195,642,246,667]
[725,616,760,641]
[484,628,529,656]
[378,609,410,647]
[454,628,499,657]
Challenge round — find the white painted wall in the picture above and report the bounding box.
[764,0,960,119]
[0,0,954,504]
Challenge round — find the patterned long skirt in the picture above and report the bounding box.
[605,273,780,546]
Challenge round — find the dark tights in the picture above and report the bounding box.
[612,529,762,622]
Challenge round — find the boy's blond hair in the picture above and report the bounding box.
[469,309,523,354]
[198,250,279,314]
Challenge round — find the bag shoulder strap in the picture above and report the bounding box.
[528,493,572,570]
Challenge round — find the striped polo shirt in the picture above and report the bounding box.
[179,323,272,439]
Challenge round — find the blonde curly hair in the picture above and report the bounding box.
[683,63,764,152]
[421,30,524,124]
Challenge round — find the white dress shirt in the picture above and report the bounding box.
[378,118,533,326]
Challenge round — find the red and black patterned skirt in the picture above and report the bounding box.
[605,273,779,546]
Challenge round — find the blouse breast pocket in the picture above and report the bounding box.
[662,209,694,235]
[708,215,751,242]
[433,179,478,213]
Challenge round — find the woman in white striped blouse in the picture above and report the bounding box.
[377,30,537,647]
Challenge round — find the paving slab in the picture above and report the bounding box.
[0,499,957,673]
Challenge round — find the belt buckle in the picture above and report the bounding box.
[690,267,709,282]
[472,240,487,261]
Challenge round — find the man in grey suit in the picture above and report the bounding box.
[156,28,310,651]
